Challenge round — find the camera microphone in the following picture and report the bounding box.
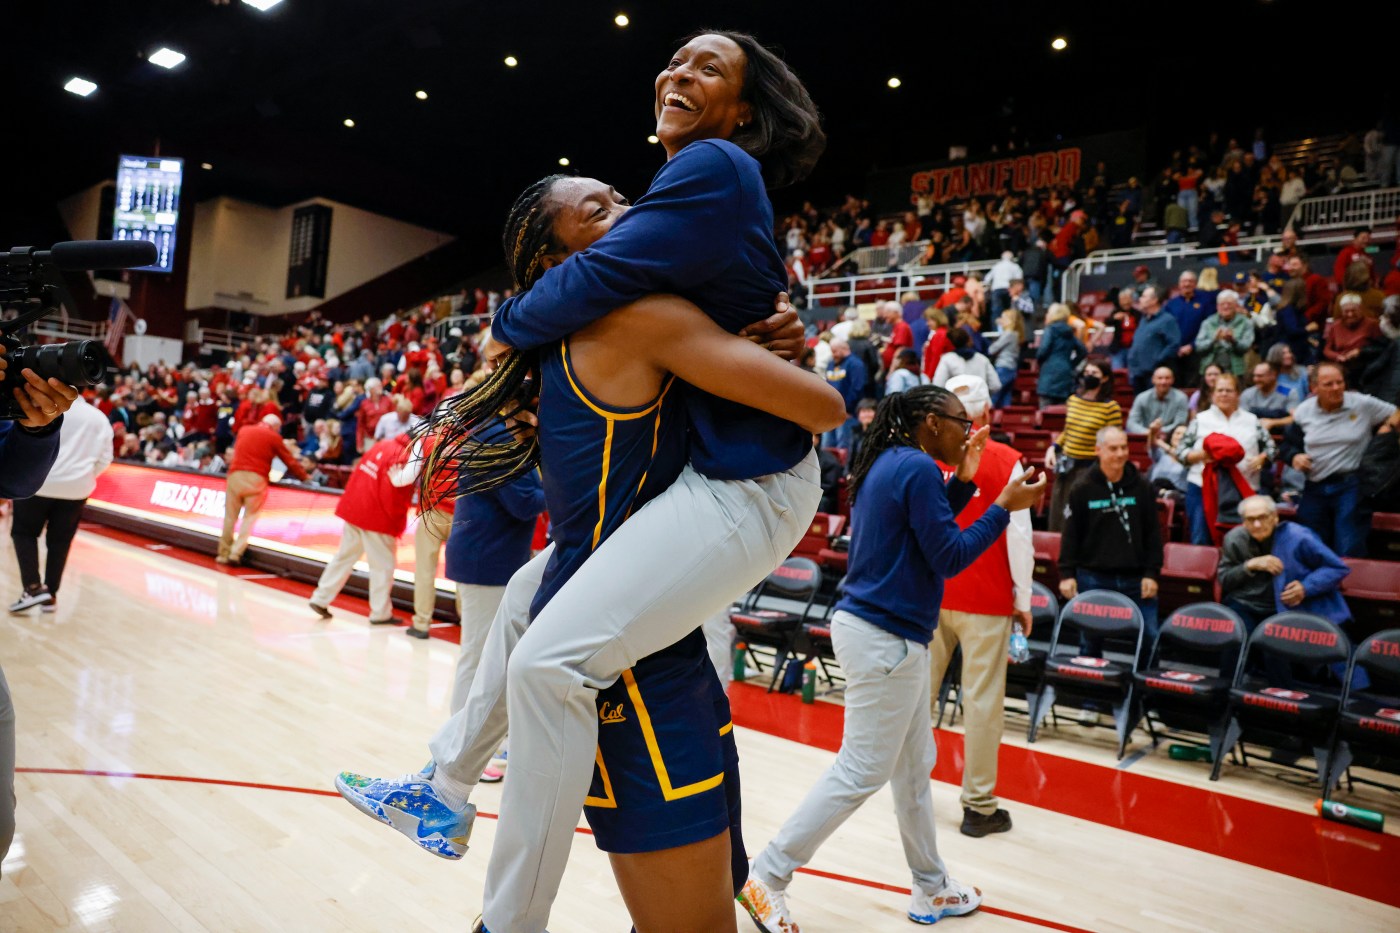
[1,240,158,273]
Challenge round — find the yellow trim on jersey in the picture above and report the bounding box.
[584,748,618,809]
[621,669,725,801]
[719,721,733,736]
[592,420,615,549]
[560,343,667,421]
[627,376,676,518]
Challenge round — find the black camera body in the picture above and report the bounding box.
[0,240,156,421]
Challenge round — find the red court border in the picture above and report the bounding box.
[16,767,1090,932]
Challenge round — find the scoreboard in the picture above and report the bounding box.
[114,154,183,273]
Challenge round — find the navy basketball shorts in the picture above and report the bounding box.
[584,629,744,875]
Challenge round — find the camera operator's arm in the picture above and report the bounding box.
[0,348,79,499]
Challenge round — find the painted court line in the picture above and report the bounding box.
[15,767,1088,932]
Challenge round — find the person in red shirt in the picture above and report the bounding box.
[180,388,218,443]
[1323,292,1384,380]
[921,307,954,379]
[878,301,914,372]
[928,375,1035,838]
[308,433,417,624]
[1333,228,1375,287]
[870,219,890,247]
[219,414,309,565]
[355,378,395,453]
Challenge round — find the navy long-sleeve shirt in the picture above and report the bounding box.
[828,355,868,415]
[836,447,1011,644]
[444,424,547,586]
[492,138,810,480]
[1128,310,1182,382]
[0,419,62,499]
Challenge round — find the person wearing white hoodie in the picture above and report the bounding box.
[8,393,114,614]
[931,326,1002,395]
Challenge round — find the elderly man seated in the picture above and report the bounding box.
[1218,494,1351,633]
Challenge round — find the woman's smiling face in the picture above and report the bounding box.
[654,34,751,157]
[538,177,631,271]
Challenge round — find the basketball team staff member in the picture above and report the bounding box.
[0,347,81,875]
[742,386,1045,932]
[339,30,830,933]
[218,414,309,565]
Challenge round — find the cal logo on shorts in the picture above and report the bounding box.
[600,701,627,725]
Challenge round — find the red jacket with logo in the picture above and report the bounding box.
[937,440,1020,616]
[335,435,416,537]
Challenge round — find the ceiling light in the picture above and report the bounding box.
[415,90,428,100]
[200,162,213,170]
[343,118,355,128]
[887,76,902,89]
[558,157,570,167]
[149,48,187,69]
[504,55,518,67]
[647,135,659,144]
[615,13,630,26]
[241,0,284,10]
[64,77,97,97]
[1051,36,1068,51]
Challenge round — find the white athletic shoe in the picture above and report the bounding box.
[9,587,51,613]
[908,878,982,924]
[739,876,800,932]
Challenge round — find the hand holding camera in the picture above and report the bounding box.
[0,346,77,428]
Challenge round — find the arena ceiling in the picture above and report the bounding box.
[7,0,1392,273]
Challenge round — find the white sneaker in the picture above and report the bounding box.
[9,587,51,613]
[739,876,800,933]
[909,878,981,924]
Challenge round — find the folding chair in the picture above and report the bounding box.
[730,557,823,691]
[1214,612,1351,787]
[799,576,846,694]
[1327,628,1400,792]
[1134,603,1246,775]
[1007,582,1059,716]
[1028,589,1146,759]
[1158,543,1220,616]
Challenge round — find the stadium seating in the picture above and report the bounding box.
[1215,612,1351,788]
[730,557,823,691]
[1341,558,1400,638]
[1032,531,1061,592]
[1367,512,1400,559]
[1029,589,1147,759]
[1134,603,1247,776]
[1158,543,1220,615]
[1327,628,1400,791]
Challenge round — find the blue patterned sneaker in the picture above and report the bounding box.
[908,877,981,924]
[335,768,475,859]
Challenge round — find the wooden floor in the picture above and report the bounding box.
[2,528,1398,933]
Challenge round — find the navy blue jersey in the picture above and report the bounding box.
[494,139,810,481]
[531,340,687,618]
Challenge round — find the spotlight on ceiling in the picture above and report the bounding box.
[343,118,356,128]
[1051,36,1068,51]
[887,76,902,89]
[647,135,659,144]
[558,157,571,167]
[64,77,97,97]
[415,90,428,100]
[200,162,213,170]
[615,13,630,26]
[504,55,518,67]
[149,47,187,69]
[241,0,284,10]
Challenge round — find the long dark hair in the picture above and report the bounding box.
[687,29,825,189]
[848,385,954,505]
[414,176,570,510]
[1079,353,1115,401]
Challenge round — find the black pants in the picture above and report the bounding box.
[10,496,86,597]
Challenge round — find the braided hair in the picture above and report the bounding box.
[847,385,956,506]
[413,176,569,510]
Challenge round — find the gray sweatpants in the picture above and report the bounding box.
[1,663,15,878]
[750,610,949,898]
[428,453,821,933]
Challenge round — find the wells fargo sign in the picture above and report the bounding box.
[868,130,1147,209]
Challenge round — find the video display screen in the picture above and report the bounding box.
[114,155,183,273]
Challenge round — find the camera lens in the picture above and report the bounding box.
[12,340,108,387]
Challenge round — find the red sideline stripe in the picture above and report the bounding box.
[16,767,1082,931]
[728,682,1400,909]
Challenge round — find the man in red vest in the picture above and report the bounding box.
[308,433,416,624]
[930,374,1034,838]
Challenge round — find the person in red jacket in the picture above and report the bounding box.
[1333,228,1375,287]
[878,301,915,372]
[921,307,954,380]
[928,375,1035,839]
[355,378,395,454]
[308,433,417,624]
[219,414,310,565]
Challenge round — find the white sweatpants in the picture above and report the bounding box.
[703,609,737,690]
[429,453,821,933]
[310,524,398,621]
[450,582,509,714]
[750,610,949,898]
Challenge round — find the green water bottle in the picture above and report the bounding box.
[1168,743,1213,762]
[1316,799,1385,832]
[801,661,817,704]
[733,642,748,683]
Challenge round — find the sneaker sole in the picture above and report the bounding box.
[909,900,982,924]
[334,775,472,860]
[737,892,791,933]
